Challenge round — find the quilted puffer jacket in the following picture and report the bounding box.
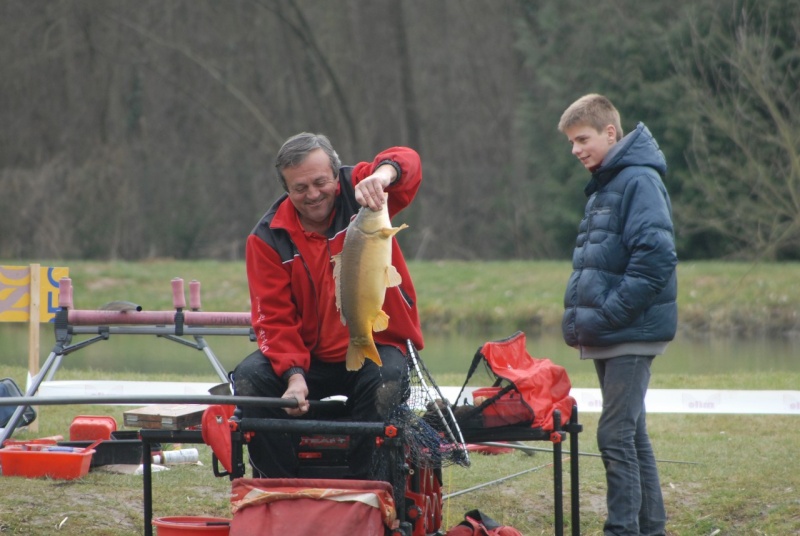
[562,122,678,351]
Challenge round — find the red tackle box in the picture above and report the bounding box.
[69,415,118,441]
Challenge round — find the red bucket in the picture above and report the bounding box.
[152,516,230,535]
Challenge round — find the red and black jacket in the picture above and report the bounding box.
[245,147,423,379]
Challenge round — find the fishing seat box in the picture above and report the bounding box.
[123,404,208,430]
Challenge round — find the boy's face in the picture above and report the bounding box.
[564,124,617,172]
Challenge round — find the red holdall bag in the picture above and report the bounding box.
[230,478,396,536]
[446,509,523,536]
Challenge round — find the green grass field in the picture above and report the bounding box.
[2,368,798,535]
[1,260,799,534]
[14,258,800,337]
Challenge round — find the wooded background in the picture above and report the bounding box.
[1,0,798,261]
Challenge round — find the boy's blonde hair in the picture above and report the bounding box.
[558,93,623,141]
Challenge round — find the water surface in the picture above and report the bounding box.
[1,325,797,380]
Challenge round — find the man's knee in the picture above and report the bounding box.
[233,350,280,397]
[376,345,408,383]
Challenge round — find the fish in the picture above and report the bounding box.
[332,194,408,370]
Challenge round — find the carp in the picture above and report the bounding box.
[333,195,408,370]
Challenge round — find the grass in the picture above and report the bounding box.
[1,259,800,534]
[11,258,800,337]
[2,366,799,534]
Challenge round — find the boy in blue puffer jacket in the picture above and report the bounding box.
[558,94,677,536]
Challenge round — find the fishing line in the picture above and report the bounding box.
[442,459,558,500]
[476,442,701,465]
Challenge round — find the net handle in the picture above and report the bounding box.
[453,347,486,407]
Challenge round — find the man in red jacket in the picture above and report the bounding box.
[233,132,424,480]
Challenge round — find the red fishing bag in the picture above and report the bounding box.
[229,478,396,536]
[445,509,523,536]
[455,331,576,431]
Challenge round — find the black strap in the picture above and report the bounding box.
[453,346,486,407]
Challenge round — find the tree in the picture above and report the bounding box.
[514,0,697,258]
[674,0,800,260]
[2,1,796,261]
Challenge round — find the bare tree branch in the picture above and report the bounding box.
[104,12,284,148]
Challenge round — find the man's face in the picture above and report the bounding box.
[564,124,617,172]
[282,148,339,231]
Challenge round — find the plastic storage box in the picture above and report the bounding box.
[0,445,95,480]
[69,415,117,441]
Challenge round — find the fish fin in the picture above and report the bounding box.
[346,343,372,371]
[346,343,383,370]
[378,223,408,239]
[373,310,390,332]
[385,265,402,287]
[346,344,366,371]
[363,342,383,368]
[348,341,382,370]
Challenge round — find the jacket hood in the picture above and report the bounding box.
[585,122,667,196]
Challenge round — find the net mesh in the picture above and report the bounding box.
[388,341,470,470]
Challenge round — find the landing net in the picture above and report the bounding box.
[387,341,470,470]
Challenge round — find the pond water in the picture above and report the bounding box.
[1,324,798,380]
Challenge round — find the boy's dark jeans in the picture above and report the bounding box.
[595,355,666,536]
[232,345,409,480]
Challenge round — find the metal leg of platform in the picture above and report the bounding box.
[553,432,564,536]
[568,406,582,536]
[553,406,583,536]
[0,350,61,444]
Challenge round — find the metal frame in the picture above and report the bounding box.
[1,394,582,535]
[0,303,253,445]
[0,272,583,534]
[139,414,410,536]
[457,407,582,536]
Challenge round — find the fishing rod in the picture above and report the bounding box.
[477,441,701,465]
[0,394,324,408]
[442,460,558,500]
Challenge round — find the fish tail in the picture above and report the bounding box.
[345,340,383,371]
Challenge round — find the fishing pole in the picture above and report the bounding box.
[0,394,326,409]
[442,460,558,500]
[476,441,701,465]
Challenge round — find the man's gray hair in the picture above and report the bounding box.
[274,132,342,191]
